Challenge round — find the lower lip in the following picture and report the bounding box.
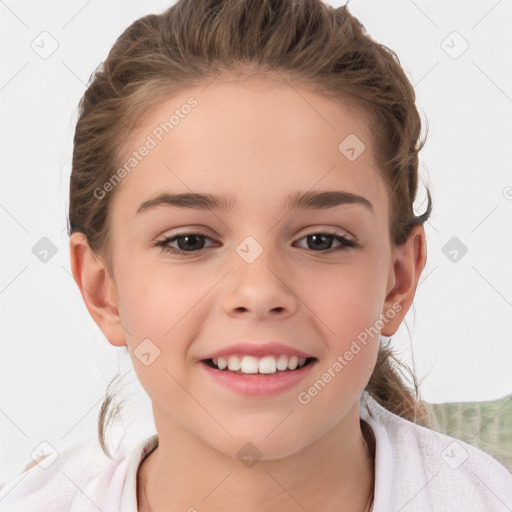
[199,360,316,397]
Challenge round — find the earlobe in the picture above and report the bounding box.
[69,232,127,347]
[380,225,427,337]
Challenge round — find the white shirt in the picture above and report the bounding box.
[0,392,510,511]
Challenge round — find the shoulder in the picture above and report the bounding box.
[360,393,512,512]
[0,437,131,512]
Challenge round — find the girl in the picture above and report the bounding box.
[1,0,511,510]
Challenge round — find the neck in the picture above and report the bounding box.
[138,402,375,512]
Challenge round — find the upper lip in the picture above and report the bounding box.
[199,342,315,361]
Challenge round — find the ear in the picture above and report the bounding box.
[69,232,127,347]
[380,224,427,336]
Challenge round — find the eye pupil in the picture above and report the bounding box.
[179,234,204,251]
[308,234,331,250]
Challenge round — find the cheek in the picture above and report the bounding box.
[114,262,204,410]
[115,256,209,338]
[298,261,383,399]
[301,260,386,341]
[114,259,216,389]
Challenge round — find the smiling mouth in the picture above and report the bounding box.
[202,356,317,375]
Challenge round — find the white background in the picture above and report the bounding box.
[1,0,511,484]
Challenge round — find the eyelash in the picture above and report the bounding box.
[154,230,361,256]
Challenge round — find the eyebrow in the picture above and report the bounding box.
[136,190,374,215]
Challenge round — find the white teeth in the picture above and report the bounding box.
[240,356,259,373]
[288,355,299,370]
[227,355,241,371]
[210,354,311,374]
[276,355,288,371]
[259,355,277,374]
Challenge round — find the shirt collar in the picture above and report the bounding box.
[120,433,159,512]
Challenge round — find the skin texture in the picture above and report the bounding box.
[70,76,426,512]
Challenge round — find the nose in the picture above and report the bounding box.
[222,242,299,320]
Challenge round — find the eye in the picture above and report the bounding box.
[294,231,360,252]
[155,230,360,256]
[155,232,216,255]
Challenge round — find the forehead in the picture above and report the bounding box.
[111,77,387,214]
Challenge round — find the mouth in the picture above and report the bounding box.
[197,342,319,396]
[201,355,317,375]
[199,353,318,396]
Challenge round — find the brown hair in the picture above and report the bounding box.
[68,0,433,458]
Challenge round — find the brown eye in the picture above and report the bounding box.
[295,232,360,252]
[155,232,215,255]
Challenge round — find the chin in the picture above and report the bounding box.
[209,433,313,464]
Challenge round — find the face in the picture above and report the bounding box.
[96,76,400,460]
